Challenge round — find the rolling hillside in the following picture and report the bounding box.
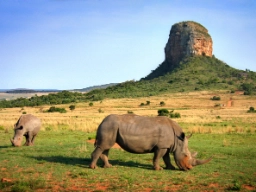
[86,55,256,99]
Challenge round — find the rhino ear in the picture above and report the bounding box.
[17,126,23,130]
[177,132,185,141]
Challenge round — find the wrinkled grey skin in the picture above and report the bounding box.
[90,114,211,170]
[10,114,41,147]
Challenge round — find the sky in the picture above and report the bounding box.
[1,0,256,90]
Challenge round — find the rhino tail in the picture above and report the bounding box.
[94,140,97,148]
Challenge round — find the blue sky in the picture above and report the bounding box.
[1,0,256,90]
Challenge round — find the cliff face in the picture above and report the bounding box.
[143,21,213,80]
[164,21,213,67]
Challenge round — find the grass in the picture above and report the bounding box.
[0,91,256,191]
[0,130,256,191]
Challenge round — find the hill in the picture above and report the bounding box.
[86,55,256,99]
[73,83,118,92]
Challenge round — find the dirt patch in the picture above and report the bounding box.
[243,184,255,191]
[87,139,121,149]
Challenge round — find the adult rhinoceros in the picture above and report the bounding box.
[10,114,41,147]
[90,114,211,170]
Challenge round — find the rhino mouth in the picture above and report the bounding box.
[10,138,22,147]
[175,155,212,171]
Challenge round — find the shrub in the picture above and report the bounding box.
[89,102,93,106]
[247,106,256,113]
[69,105,76,111]
[140,103,145,106]
[98,108,104,113]
[127,110,134,114]
[146,101,150,105]
[47,106,66,113]
[211,96,221,100]
[170,112,181,118]
[160,101,165,106]
[158,109,169,116]
[22,111,27,114]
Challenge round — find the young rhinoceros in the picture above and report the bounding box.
[11,114,41,147]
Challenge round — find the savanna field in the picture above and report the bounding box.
[0,91,256,191]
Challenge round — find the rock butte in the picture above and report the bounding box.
[165,21,213,67]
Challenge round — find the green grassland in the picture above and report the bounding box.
[0,130,255,191]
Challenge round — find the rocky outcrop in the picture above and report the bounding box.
[164,21,213,67]
[143,21,213,80]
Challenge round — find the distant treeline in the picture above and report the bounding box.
[6,89,60,93]
[0,91,87,108]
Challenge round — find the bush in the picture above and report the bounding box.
[170,112,181,118]
[211,96,221,100]
[160,101,165,106]
[127,110,134,114]
[47,106,66,113]
[158,109,169,116]
[69,105,76,111]
[247,106,256,113]
[89,102,93,106]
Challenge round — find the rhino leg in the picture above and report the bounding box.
[90,147,104,169]
[31,134,37,145]
[24,134,29,146]
[100,150,112,168]
[153,148,168,170]
[24,132,33,146]
[163,150,176,170]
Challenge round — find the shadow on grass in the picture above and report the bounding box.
[29,155,157,170]
[29,155,90,168]
[0,145,12,149]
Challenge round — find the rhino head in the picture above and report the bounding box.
[10,125,24,147]
[174,133,212,171]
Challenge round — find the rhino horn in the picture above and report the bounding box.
[186,134,192,139]
[10,138,15,146]
[192,157,212,166]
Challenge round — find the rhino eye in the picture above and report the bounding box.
[18,126,23,130]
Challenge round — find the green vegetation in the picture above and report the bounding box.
[158,109,181,118]
[247,107,256,113]
[46,106,67,113]
[157,108,170,116]
[0,130,255,191]
[69,105,76,111]
[211,95,221,100]
[140,100,150,106]
[1,56,256,108]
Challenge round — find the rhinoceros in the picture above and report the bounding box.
[90,114,212,170]
[10,114,41,147]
